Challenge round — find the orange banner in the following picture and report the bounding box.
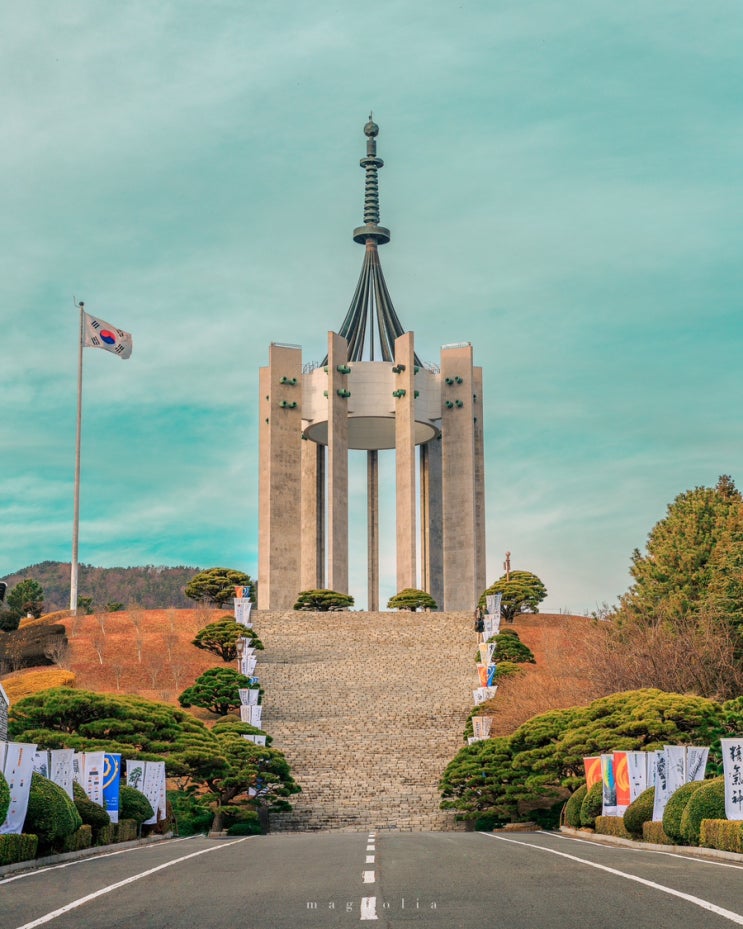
[477,665,489,687]
[613,752,631,808]
[584,756,602,789]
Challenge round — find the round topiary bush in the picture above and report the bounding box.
[0,772,10,825]
[662,780,705,843]
[23,773,82,850]
[680,777,726,846]
[73,780,111,831]
[492,633,535,664]
[120,785,154,826]
[225,812,262,836]
[579,781,603,827]
[564,784,587,828]
[623,786,655,837]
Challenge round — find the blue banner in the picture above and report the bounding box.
[103,753,122,824]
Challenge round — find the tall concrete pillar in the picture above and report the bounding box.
[326,332,349,594]
[420,436,444,609]
[257,343,303,610]
[367,450,379,611]
[440,343,477,610]
[394,332,417,592]
[473,366,487,597]
[300,438,325,590]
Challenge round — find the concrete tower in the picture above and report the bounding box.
[258,119,486,611]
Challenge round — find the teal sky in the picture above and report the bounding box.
[2,1,742,612]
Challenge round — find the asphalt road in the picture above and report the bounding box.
[2,831,742,929]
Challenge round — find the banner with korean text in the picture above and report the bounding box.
[103,754,122,823]
[720,738,743,821]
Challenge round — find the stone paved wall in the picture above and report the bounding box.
[252,609,476,832]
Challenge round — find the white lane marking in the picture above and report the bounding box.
[11,837,255,929]
[481,833,743,925]
[362,870,375,883]
[545,830,743,870]
[366,844,375,851]
[0,836,198,885]
[360,896,378,920]
[365,855,375,864]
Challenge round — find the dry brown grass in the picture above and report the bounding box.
[483,613,607,737]
[54,608,225,702]
[2,668,76,702]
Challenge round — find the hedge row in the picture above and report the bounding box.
[594,816,632,839]
[700,820,743,854]
[0,834,38,865]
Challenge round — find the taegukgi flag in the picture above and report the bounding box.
[83,311,133,359]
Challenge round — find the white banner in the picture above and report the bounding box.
[50,749,75,799]
[240,656,257,676]
[239,688,259,706]
[141,761,164,825]
[652,749,673,822]
[234,598,253,627]
[483,616,501,639]
[0,683,9,742]
[1,741,37,835]
[720,739,743,821]
[72,752,84,785]
[472,686,498,706]
[242,734,267,746]
[32,750,50,778]
[686,746,709,783]
[625,751,648,802]
[125,758,146,793]
[665,745,687,794]
[472,716,494,740]
[647,750,660,789]
[486,593,502,617]
[83,751,105,806]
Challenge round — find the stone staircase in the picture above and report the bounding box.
[251,610,476,833]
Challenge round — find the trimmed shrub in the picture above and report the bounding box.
[0,771,10,825]
[700,819,743,853]
[494,661,524,680]
[387,588,437,611]
[0,833,38,864]
[530,801,563,830]
[226,812,262,836]
[169,790,212,837]
[595,816,632,839]
[489,633,535,664]
[73,781,111,831]
[115,819,138,843]
[662,781,705,843]
[473,811,506,831]
[94,823,115,847]
[623,786,655,837]
[642,821,674,845]
[680,778,726,846]
[564,785,587,828]
[579,781,603,827]
[120,786,154,826]
[60,824,93,853]
[293,589,354,611]
[23,773,82,851]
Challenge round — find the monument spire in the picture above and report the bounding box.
[330,117,420,364]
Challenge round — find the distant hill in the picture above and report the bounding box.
[1,561,200,612]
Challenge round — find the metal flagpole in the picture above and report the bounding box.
[70,299,85,614]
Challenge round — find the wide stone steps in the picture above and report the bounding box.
[250,609,476,832]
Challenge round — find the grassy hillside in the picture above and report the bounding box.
[1,562,200,612]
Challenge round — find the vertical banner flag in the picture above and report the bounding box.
[32,750,50,778]
[142,761,165,825]
[243,734,267,746]
[102,754,122,824]
[84,751,105,806]
[652,749,673,822]
[601,754,617,816]
[583,756,602,791]
[0,683,10,742]
[487,664,497,686]
[72,752,84,785]
[647,750,660,789]
[720,739,743,821]
[472,716,494,740]
[477,665,489,687]
[625,751,648,802]
[665,745,687,794]
[686,746,709,783]
[50,749,75,799]
[83,311,133,359]
[125,759,146,792]
[239,688,259,706]
[234,587,253,627]
[613,752,631,814]
[1,742,37,835]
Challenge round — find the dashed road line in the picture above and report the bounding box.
[360,896,378,920]
[365,855,375,864]
[362,870,375,883]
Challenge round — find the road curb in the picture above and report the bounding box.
[0,833,176,879]
[559,827,743,863]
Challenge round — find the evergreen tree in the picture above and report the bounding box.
[185,568,254,607]
[478,571,547,622]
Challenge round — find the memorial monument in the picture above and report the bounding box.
[258,118,486,611]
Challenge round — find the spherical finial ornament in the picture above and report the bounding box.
[364,115,379,137]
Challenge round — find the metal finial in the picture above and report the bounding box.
[353,116,390,246]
